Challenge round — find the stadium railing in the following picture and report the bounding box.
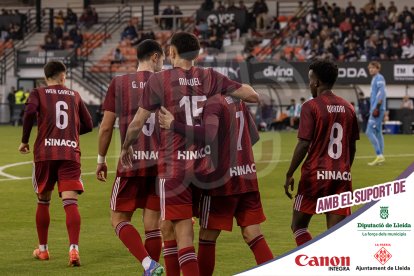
[251,0,313,60]
[67,6,133,99]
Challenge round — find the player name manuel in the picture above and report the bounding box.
[177,145,210,160]
[44,138,77,148]
[230,163,256,177]
[45,88,75,96]
[133,151,158,160]
[178,77,201,86]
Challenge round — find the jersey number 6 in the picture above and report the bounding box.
[56,101,68,130]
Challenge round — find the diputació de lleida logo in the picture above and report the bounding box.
[380,206,389,219]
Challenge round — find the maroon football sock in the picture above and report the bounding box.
[115,221,148,262]
[63,198,80,246]
[36,200,50,246]
[293,228,312,246]
[163,240,180,276]
[247,234,273,264]
[198,239,216,276]
[178,246,199,276]
[144,229,162,262]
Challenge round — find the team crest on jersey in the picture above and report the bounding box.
[380,206,389,219]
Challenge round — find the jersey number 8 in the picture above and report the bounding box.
[328,122,343,159]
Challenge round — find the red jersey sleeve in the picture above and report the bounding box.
[21,89,39,143]
[103,78,116,113]
[244,104,259,145]
[210,69,242,96]
[139,74,161,111]
[297,101,315,141]
[26,88,40,108]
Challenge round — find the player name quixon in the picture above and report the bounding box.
[45,88,75,96]
[326,105,346,113]
[316,179,407,214]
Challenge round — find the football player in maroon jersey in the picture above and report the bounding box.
[285,60,359,246]
[96,39,165,275]
[157,93,274,275]
[120,32,259,276]
[19,60,93,266]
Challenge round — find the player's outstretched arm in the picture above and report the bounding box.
[120,108,151,168]
[19,102,37,154]
[158,107,219,144]
[96,111,116,182]
[230,84,259,103]
[284,138,310,199]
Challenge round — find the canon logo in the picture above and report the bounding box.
[338,68,367,78]
[263,66,293,77]
[295,254,351,267]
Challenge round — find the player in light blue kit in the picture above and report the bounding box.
[366,61,386,166]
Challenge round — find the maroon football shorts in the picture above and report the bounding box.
[158,178,201,220]
[110,176,160,212]
[198,191,266,231]
[294,194,351,216]
[32,160,84,195]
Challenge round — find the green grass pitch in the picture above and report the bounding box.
[0,126,413,275]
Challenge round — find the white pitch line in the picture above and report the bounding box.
[0,155,119,180]
[253,153,414,163]
[0,161,32,179]
[0,170,116,182]
[1,153,413,181]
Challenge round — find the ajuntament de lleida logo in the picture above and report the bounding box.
[380,206,389,219]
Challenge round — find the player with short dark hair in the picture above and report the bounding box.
[284,60,359,246]
[96,39,164,275]
[119,31,259,276]
[366,61,387,166]
[158,93,274,275]
[19,60,93,266]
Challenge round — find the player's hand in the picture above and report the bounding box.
[120,146,133,168]
[159,106,174,130]
[96,162,108,182]
[372,108,379,118]
[18,143,30,154]
[284,175,295,199]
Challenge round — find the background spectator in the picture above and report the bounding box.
[253,0,268,30]
[7,86,16,124]
[121,21,138,41]
[111,48,125,65]
[162,5,174,30]
[358,92,370,132]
